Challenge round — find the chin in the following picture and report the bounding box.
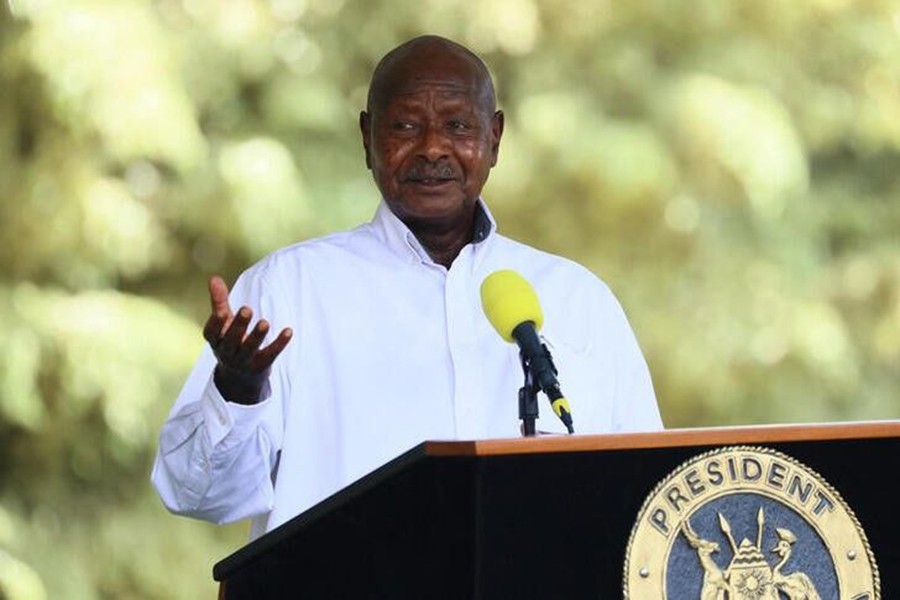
[391,192,471,218]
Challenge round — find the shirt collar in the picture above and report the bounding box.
[370,198,497,265]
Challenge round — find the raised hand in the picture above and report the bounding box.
[202,276,293,404]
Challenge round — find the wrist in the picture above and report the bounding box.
[214,364,268,405]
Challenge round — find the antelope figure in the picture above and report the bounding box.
[681,519,728,600]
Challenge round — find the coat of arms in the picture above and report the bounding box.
[680,509,820,599]
[624,447,878,599]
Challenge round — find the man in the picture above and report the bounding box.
[152,35,662,539]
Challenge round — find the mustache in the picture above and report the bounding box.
[403,162,458,182]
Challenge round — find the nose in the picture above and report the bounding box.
[417,123,450,162]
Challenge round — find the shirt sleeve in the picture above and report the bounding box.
[151,265,288,524]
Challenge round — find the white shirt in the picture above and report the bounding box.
[152,200,662,539]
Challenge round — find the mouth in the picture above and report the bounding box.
[407,177,456,187]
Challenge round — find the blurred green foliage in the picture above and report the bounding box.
[1,0,899,597]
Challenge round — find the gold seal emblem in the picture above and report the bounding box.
[624,446,879,599]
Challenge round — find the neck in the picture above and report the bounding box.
[698,552,717,573]
[415,226,473,268]
[404,205,479,268]
[773,553,788,574]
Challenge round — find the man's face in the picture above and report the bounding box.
[360,52,503,233]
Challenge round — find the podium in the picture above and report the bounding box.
[214,421,899,598]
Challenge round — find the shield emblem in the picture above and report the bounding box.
[726,539,778,599]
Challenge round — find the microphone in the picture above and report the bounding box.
[480,270,574,434]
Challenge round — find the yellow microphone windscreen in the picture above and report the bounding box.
[480,270,544,342]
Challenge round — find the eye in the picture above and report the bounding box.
[392,121,416,131]
[448,120,470,131]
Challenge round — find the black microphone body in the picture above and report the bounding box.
[511,322,574,433]
[511,322,560,396]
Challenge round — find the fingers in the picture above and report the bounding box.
[210,310,293,374]
[251,328,293,372]
[217,306,254,359]
[201,276,293,376]
[232,318,277,369]
[239,318,271,361]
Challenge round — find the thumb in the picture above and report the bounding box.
[208,275,232,319]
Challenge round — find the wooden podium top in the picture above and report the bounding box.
[423,419,900,457]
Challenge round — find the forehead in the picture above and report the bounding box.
[372,48,492,112]
[385,80,481,111]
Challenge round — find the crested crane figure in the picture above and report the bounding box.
[772,528,821,600]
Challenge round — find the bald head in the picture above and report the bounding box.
[366,35,497,116]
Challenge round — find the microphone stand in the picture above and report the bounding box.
[518,349,539,437]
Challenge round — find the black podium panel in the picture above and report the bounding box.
[215,430,899,599]
[216,455,480,599]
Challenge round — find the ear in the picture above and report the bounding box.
[359,111,372,169]
[490,110,504,167]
